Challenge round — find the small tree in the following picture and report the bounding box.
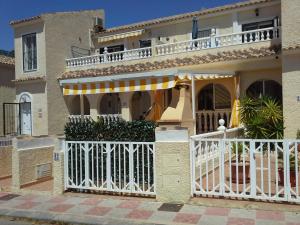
[240,96,284,139]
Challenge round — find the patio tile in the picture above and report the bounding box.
[138,201,162,211]
[286,223,300,225]
[255,220,285,225]
[173,212,201,224]
[229,208,256,219]
[64,196,84,205]
[48,204,75,213]
[227,217,255,225]
[86,206,112,216]
[105,208,132,218]
[67,205,95,215]
[285,212,300,223]
[198,215,228,225]
[180,205,206,214]
[80,197,102,206]
[14,201,40,210]
[47,196,67,204]
[99,199,123,208]
[117,200,141,209]
[126,209,153,220]
[256,211,285,221]
[204,207,230,216]
[149,211,176,223]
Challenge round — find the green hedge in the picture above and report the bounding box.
[65,118,157,142]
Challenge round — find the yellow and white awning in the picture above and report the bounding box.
[63,76,176,96]
[98,29,145,43]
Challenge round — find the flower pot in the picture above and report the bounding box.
[278,168,297,187]
[231,161,250,183]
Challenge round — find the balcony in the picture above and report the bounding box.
[66,27,280,69]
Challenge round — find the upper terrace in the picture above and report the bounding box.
[65,0,281,71]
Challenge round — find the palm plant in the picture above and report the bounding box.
[240,96,284,139]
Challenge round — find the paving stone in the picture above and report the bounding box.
[80,197,102,206]
[173,212,201,224]
[126,209,154,220]
[229,208,256,219]
[256,210,285,221]
[117,200,141,209]
[255,219,285,225]
[149,211,177,223]
[198,215,228,225]
[180,205,206,214]
[86,206,112,216]
[67,204,95,215]
[48,203,75,213]
[227,217,255,225]
[105,208,132,218]
[98,199,123,207]
[14,201,40,210]
[138,201,162,211]
[204,207,230,216]
[286,223,300,225]
[285,212,300,223]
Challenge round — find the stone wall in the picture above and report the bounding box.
[0,146,12,179]
[18,146,54,186]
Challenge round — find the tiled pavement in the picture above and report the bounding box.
[0,192,299,225]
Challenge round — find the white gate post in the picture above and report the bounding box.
[129,143,134,192]
[250,140,256,198]
[106,143,112,190]
[283,141,290,201]
[217,119,226,195]
[84,142,89,188]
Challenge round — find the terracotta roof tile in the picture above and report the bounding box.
[10,15,41,26]
[0,55,14,66]
[59,46,278,80]
[97,0,277,35]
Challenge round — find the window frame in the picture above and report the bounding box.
[22,33,37,73]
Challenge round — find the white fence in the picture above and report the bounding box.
[191,135,300,203]
[64,141,155,196]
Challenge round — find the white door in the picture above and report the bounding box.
[19,94,32,135]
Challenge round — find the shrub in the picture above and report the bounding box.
[65,118,157,142]
[240,96,284,139]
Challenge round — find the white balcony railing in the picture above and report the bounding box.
[196,109,232,134]
[66,27,280,68]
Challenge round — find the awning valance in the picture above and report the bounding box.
[98,29,145,43]
[63,76,176,96]
[177,74,233,81]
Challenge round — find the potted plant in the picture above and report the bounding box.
[231,143,250,183]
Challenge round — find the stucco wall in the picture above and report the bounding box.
[18,146,54,186]
[0,64,15,136]
[0,146,12,178]
[44,10,104,135]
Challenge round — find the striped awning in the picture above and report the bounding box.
[63,76,176,96]
[98,29,145,43]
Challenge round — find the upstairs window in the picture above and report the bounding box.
[139,40,151,48]
[242,20,275,42]
[22,33,37,72]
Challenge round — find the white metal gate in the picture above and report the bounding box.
[64,141,155,196]
[191,137,300,203]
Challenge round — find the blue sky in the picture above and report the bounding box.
[0,0,242,51]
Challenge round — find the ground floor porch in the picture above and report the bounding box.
[63,67,282,135]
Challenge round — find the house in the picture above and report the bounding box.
[0,54,15,136]
[9,0,300,138]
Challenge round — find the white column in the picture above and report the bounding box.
[191,75,196,135]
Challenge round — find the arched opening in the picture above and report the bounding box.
[131,91,151,120]
[197,83,231,133]
[99,93,121,114]
[19,93,32,135]
[69,95,90,115]
[246,80,282,103]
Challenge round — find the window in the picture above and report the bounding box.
[100,45,124,54]
[198,84,231,110]
[198,29,211,38]
[242,20,275,42]
[246,80,282,102]
[139,40,151,48]
[22,33,37,72]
